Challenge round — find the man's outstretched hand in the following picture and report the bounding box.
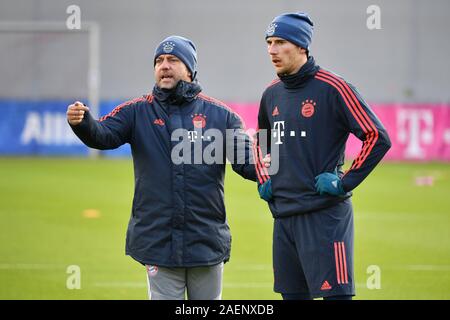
[67,101,89,126]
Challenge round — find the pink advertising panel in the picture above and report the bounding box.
[227,103,450,161]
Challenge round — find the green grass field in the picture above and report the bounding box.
[0,157,449,300]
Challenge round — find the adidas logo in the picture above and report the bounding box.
[272,106,279,116]
[321,280,332,291]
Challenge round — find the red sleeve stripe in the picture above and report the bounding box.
[257,145,270,177]
[352,132,376,170]
[252,142,266,184]
[254,128,271,179]
[315,70,379,170]
[316,71,370,133]
[253,135,271,183]
[252,143,264,184]
[317,70,379,169]
[99,97,145,122]
[315,74,369,132]
[319,70,378,131]
[252,126,268,184]
[315,73,376,170]
[315,73,376,172]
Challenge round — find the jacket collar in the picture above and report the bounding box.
[152,80,202,106]
[279,56,319,89]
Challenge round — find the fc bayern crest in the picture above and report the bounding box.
[146,265,158,277]
[162,41,175,53]
[192,113,207,128]
[266,23,277,36]
[301,99,316,118]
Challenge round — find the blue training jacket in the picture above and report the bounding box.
[255,56,391,218]
[70,80,256,267]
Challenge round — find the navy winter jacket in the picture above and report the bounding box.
[70,81,256,267]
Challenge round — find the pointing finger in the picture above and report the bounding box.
[71,103,89,112]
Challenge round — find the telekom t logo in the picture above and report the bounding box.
[273,121,285,145]
[397,109,434,159]
[272,121,306,145]
[187,131,198,142]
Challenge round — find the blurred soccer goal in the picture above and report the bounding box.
[0,21,100,157]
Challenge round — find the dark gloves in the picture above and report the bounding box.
[315,172,346,196]
[258,179,273,202]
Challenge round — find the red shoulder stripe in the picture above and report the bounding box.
[317,70,379,169]
[197,93,228,109]
[315,72,376,171]
[318,70,379,134]
[99,97,146,122]
[197,93,247,129]
[315,74,369,133]
[315,70,378,170]
[315,72,377,171]
[266,78,281,89]
[315,71,370,133]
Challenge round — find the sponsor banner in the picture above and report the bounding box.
[0,100,130,156]
[228,102,450,161]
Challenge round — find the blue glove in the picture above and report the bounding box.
[315,172,346,196]
[258,179,273,202]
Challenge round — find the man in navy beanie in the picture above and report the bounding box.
[255,12,391,300]
[153,35,198,87]
[67,35,257,300]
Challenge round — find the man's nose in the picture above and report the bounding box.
[268,44,277,55]
[159,59,170,70]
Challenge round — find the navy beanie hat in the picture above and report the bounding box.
[154,35,198,80]
[265,12,314,49]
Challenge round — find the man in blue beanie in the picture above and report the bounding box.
[153,35,198,88]
[67,35,257,300]
[255,12,391,300]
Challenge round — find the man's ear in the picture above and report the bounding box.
[188,71,196,82]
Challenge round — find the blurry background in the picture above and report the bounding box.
[0,0,449,299]
[2,0,450,103]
